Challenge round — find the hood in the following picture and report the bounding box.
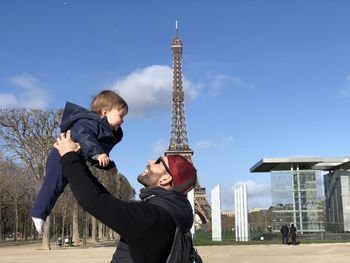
[60,102,107,132]
[139,187,193,233]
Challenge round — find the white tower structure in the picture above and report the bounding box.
[187,189,195,235]
[211,185,222,241]
[234,184,249,242]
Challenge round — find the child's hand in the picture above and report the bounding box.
[98,153,110,167]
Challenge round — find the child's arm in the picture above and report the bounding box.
[69,119,105,159]
[90,153,111,167]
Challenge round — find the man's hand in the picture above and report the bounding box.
[98,153,110,167]
[54,130,81,156]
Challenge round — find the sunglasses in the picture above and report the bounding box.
[155,156,172,176]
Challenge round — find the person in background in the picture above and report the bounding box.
[280,224,289,245]
[290,223,297,245]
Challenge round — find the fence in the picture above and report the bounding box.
[193,222,350,244]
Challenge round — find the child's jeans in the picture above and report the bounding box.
[30,148,68,220]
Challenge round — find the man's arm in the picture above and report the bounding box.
[54,131,164,240]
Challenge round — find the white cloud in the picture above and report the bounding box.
[234,180,270,197]
[220,185,235,211]
[209,74,253,95]
[233,180,271,209]
[217,180,271,210]
[220,136,234,146]
[153,139,167,157]
[195,140,213,150]
[0,93,18,108]
[340,74,350,97]
[109,65,199,117]
[0,73,49,109]
[194,136,234,152]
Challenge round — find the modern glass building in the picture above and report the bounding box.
[270,170,324,232]
[324,170,350,232]
[250,157,349,233]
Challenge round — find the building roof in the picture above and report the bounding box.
[250,157,350,173]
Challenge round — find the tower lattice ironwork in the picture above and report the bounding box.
[165,22,211,225]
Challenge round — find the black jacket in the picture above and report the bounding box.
[61,152,193,263]
[280,225,289,236]
[290,225,297,238]
[60,102,123,161]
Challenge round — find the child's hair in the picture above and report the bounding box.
[91,90,128,115]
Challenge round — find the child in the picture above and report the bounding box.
[30,90,128,233]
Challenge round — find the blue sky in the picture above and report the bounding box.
[1,0,350,210]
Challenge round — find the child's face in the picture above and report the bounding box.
[103,107,126,130]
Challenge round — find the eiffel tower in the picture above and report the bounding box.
[165,22,211,225]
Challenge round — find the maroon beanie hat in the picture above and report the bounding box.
[167,155,197,194]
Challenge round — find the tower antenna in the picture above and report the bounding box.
[175,20,179,36]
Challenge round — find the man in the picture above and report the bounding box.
[54,130,197,263]
[280,224,289,245]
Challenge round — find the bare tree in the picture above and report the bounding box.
[72,200,81,246]
[0,108,137,247]
[0,158,36,242]
[0,109,61,179]
[0,159,12,241]
[7,163,33,242]
[0,108,62,249]
[112,172,136,201]
[52,187,74,246]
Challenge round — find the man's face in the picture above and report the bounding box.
[137,157,169,188]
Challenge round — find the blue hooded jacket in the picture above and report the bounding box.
[60,102,123,161]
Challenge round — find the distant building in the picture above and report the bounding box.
[221,211,235,217]
[248,208,273,232]
[249,208,264,213]
[221,211,234,231]
[221,209,273,232]
[324,170,350,232]
[250,157,350,233]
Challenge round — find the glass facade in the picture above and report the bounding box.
[324,170,350,232]
[271,169,325,232]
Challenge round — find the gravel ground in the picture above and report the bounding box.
[0,242,350,263]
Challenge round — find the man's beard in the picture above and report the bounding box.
[137,169,162,188]
[137,169,153,187]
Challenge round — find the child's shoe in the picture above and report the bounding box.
[32,217,45,234]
